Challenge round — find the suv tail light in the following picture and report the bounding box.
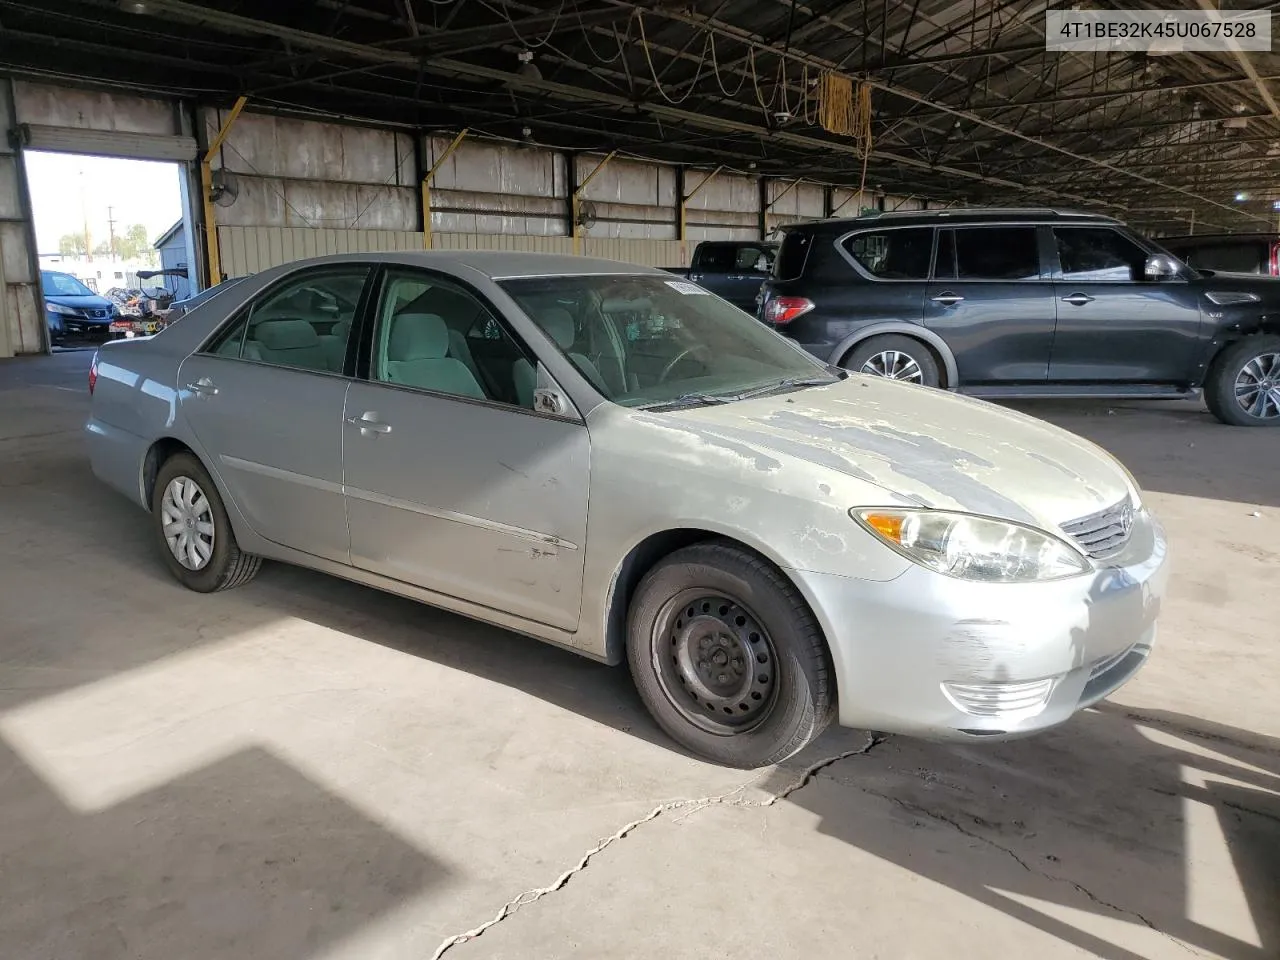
[763,296,815,326]
[1269,241,1279,276]
[88,352,99,395]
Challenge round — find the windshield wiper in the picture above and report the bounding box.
[729,376,838,401]
[640,392,734,410]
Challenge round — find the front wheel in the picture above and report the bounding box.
[151,452,262,591]
[842,334,941,387]
[626,542,834,768]
[1204,335,1280,426]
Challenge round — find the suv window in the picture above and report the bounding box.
[843,227,933,279]
[1180,241,1264,274]
[950,226,1040,281]
[207,268,368,373]
[1054,227,1149,282]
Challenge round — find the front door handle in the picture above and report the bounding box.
[1061,293,1096,306]
[185,377,218,397]
[931,292,964,306]
[345,412,392,436]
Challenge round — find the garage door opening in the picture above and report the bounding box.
[24,150,195,350]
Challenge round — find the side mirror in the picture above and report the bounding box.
[1144,253,1181,281]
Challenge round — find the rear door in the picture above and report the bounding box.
[177,265,371,564]
[923,225,1055,384]
[690,242,774,312]
[1048,226,1202,384]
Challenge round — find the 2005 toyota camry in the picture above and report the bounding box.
[86,252,1167,768]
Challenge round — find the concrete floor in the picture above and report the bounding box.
[1,350,1276,960]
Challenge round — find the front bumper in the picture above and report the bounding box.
[792,511,1168,740]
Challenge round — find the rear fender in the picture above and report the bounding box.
[826,321,960,389]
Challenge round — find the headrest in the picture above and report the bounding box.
[389,312,448,361]
[537,307,575,350]
[330,320,350,341]
[255,318,321,350]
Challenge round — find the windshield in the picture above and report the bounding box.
[500,274,835,408]
[41,271,95,297]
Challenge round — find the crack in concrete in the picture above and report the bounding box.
[851,783,1211,959]
[428,733,885,959]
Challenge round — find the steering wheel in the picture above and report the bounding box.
[658,347,697,384]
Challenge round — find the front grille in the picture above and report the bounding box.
[1061,497,1134,559]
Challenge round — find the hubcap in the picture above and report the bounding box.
[161,476,215,570]
[651,591,777,735]
[1234,352,1280,420]
[859,349,924,384]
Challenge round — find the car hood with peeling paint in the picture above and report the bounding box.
[645,376,1137,533]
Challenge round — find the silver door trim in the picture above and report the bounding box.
[343,484,580,551]
[220,454,344,495]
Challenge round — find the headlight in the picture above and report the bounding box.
[47,302,76,316]
[853,509,1090,583]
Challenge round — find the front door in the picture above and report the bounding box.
[923,225,1056,384]
[177,265,370,564]
[1048,226,1203,383]
[342,266,590,631]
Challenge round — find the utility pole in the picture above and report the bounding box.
[80,167,92,262]
[106,206,117,260]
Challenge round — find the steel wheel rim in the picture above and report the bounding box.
[1234,352,1280,420]
[650,590,778,736]
[161,476,215,571]
[859,349,924,383]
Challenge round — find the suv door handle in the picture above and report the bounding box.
[1061,293,1095,306]
[930,292,964,306]
[185,377,218,397]
[345,412,392,436]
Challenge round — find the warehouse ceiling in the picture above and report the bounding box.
[5,0,1280,231]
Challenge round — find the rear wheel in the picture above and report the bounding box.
[151,452,261,591]
[1204,335,1280,426]
[626,542,834,768]
[842,334,941,387]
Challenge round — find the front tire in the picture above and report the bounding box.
[626,542,834,768]
[842,334,941,387]
[1204,335,1280,426]
[151,452,262,592]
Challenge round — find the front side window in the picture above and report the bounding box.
[370,269,531,407]
[501,274,834,408]
[953,226,1041,281]
[206,267,368,373]
[1054,227,1150,282]
[843,228,934,280]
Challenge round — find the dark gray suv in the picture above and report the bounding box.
[759,208,1280,426]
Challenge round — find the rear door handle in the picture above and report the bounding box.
[185,377,218,397]
[345,412,392,436]
[1061,293,1095,306]
[930,292,964,306]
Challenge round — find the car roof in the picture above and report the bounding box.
[257,250,662,280]
[781,208,1122,233]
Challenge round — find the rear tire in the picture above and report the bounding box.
[842,334,941,387]
[626,541,834,769]
[151,452,262,592]
[1204,335,1280,426]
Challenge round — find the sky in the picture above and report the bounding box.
[24,151,185,257]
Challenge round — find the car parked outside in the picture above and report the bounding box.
[86,251,1166,768]
[1156,233,1280,277]
[41,270,118,346]
[759,209,1280,425]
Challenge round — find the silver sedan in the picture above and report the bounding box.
[86,252,1167,768]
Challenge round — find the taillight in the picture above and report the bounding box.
[1269,242,1279,276]
[88,352,99,395]
[763,296,815,325]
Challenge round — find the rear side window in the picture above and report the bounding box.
[772,231,813,281]
[843,227,934,279]
[1054,227,1149,282]
[953,226,1040,281]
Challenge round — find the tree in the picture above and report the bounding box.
[93,240,112,257]
[58,232,88,256]
[117,223,158,265]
